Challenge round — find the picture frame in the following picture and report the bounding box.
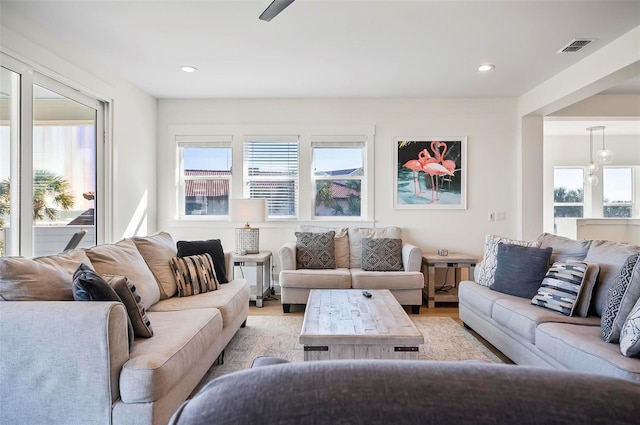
[393,137,467,209]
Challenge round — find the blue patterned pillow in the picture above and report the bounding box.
[601,253,640,343]
[361,238,403,271]
[531,261,588,316]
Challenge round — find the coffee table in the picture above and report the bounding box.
[299,289,424,361]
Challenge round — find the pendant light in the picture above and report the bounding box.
[585,126,600,186]
[592,126,613,165]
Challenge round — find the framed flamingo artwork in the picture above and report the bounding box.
[393,137,467,209]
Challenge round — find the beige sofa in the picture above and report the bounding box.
[459,233,640,383]
[0,232,250,425]
[279,226,423,313]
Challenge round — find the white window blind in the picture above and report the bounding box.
[243,137,299,218]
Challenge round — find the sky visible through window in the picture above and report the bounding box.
[184,148,231,171]
[555,167,632,202]
[314,148,362,172]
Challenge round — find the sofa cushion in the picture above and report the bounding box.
[458,281,511,318]
[72,264,135,348]
[620,296,640,357]
[531,261,590,317]
[295,231,336,269]
[476,234,539,287]
[536,322,640,382]
[170,254,219,297]
[348,227,401,269]
[490,244,552,299]
[536,233,591,264]
[361,238,403,271]
[297,226,350,268]
[0,250,92,301]
[105,275,154,338]
[177,239,228,284]
[601,253,640,343]
[132,232,178,299]
[351,269,423,290]
[584,240,640,316]
[148,279,249,328]
[279,269,352,289]
[491,297,599,344]
[119,308,223,403]
[85,239,161,309]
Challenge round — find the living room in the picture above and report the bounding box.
[1,1,640,424]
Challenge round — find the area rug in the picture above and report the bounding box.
[193,315,503,393]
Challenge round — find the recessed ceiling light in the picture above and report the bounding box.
[478,64,495,72]
[180,66,198,73]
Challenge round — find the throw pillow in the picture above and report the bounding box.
[348,227,402,269]
[104,275,153,338]
[177,239,228,284]
[170,254,219,297]
[296,226,350,268]
[531,261,589,316]
[620,296,640,357]
[295,231,336,269]
[536,233,592,265]
[601,253,640,343]
[72,264,134,348]
[361,238,403,271]
[490,243,552,299]
[476,234,540,287]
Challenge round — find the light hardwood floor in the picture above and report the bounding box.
[248,296,513,363]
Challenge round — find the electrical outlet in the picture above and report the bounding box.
[488,212,495,222]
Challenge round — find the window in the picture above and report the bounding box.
[312,143,364,217]
[243,138,299,218]
[553,168,584,218]
[603,167,633,218]
[178,137,232,217]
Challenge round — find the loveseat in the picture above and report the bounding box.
[459,232,640,383]
[278,226,423,313]
[168,357,640,425]
[0,232,250,425]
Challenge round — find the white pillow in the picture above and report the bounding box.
[475,234,540,287]
[620,296,640,357]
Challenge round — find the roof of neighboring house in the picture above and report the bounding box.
[68,208,94,225]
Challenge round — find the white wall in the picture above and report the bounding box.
[157,98,518,273]
[0,17,158,241]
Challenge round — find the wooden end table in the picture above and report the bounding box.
[232,251,272,307]
[422,252,477,308]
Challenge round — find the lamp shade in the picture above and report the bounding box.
[229,199,267,227]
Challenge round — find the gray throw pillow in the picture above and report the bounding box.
[72,264,134,348]
[601,253,640,343]
[490,243,553,299]
[361,238,403,271]
[531,261,588,316]
[295,231,336,269]
[620,296,640,357]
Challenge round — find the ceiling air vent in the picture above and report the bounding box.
[557,39,595,53]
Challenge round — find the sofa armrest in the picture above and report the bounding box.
[279,241,297,271]
[0,301,130,424]
[224,252,234,280]
[402,243,423,272]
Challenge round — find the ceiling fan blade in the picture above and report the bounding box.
[259,0,295,22]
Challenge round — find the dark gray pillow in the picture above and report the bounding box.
[177,239,228,283]
[601,253,640,343]
[361,238,403,271]
[73,264,134,348]
[295,231,336,269]
[490,244,553,299]
[105,275,153,338]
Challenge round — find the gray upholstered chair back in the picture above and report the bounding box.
[170,359,640,425]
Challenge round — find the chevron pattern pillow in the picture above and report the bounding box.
[170,253,219,297]
[296,231,336,269]
[361,238,403,271]
[601,253,640,343]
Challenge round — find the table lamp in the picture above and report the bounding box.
[230,198,267,255]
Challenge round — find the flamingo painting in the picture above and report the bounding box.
[402,158,424,195]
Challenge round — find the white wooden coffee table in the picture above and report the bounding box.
[299,289,424,361]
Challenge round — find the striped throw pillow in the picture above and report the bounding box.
[531,261,588,316]
[170,254,219,297]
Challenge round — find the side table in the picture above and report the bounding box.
[233,251,272,308]
[422,252,477,308]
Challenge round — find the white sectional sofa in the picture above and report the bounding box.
[279,226,424,313]
[0,232,250,425]
[459,233,640,383]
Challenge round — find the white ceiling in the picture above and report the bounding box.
[1,0,639,99]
